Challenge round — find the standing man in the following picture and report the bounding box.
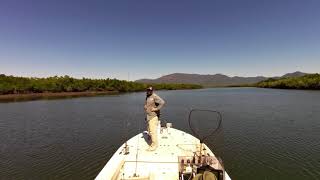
[144,86,165,151]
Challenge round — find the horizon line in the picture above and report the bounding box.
[1,70,318,81]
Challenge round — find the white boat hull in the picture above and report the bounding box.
[96,127,231,180]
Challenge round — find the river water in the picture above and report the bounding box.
[1,88,320,180]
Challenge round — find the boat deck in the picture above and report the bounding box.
[96,127,231,180]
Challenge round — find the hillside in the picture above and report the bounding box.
[256,74,320,89]
[0,74,202,95]
[136,71,307,87]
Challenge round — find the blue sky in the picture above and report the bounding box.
[0,0,319,80]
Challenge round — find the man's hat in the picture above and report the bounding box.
[146,86,153,91]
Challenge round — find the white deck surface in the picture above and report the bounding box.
[96,128,231,180]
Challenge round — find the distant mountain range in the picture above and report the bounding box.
[136,71,308,87]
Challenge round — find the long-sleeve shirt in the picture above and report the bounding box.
[145,93,165,119]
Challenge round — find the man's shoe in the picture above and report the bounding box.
[146,146,157,151]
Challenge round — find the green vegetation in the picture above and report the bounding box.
[0,74,202,95]
[256,74,320,89]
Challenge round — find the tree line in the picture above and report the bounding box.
[256,74,320,89]
[0,74,202,95]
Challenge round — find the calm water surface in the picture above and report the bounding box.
[1,88,320,180]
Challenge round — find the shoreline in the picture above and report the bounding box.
[3,87,316,103]
[0,91,119,102]
[0,87,202,103]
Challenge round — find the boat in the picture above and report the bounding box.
[96,110,232,180]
